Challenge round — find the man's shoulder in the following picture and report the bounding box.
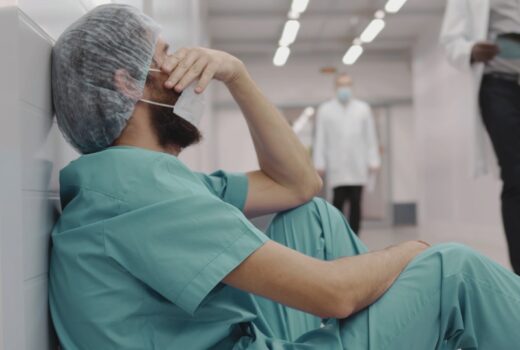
[352,98,370,108]
[60,147,194,204]
[318,99,337,110]
[62,147,159,184]
[351,99,372,115]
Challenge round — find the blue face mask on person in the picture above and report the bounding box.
[497,35,520,60]
[336,87,352,103]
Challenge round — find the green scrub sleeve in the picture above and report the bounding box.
[194,171,249,211]
[103,193,268,316]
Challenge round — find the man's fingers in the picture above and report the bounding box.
[196,62,218,93]
[161,48,188,73]
[479,43,500,53]
[473,43,500,62]
[175,57,209,92]
[158,47,220,92]
[483,46,499,54]
[164,49,199,89]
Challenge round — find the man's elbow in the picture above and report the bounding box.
[297,174,323,203]
[315,290,355,320]
[312,272,356,319]
[310,174,324,196]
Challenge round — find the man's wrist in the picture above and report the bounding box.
[225,60,248,90]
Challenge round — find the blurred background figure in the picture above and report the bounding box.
[440,0,520,274]
[313,73,381,234]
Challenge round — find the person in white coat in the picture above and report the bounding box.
[313,73,381,235]
[440,0,520,274]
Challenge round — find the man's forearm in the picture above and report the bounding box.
[330,241,428,317]
[225,64,322,198]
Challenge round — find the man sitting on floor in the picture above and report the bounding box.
[49,4,520,350]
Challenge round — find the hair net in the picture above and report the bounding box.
[52,4,162,154]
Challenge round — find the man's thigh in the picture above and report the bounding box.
[340,243,520,350]
[333,245,444,350]
[252,198,368,341]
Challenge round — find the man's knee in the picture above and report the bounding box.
[272,197,326,224]
[271,197,349,230]
[267,197,366,257]
[402,243,481,287]
[268,197,341,241]
[264,198,328,258]
[428,242,478,259]
[426,243,483,276]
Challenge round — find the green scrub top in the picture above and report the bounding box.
[49,146,272,349]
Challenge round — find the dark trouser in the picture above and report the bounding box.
[479,74,520,275]
[332,185,363,234]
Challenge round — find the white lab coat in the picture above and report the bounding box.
[440,0,498,177]
[313,98,381,189]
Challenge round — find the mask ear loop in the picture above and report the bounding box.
[139,98,175,108]
[140,68,177,108]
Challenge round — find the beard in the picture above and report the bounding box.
[148,103,202,149]
[144,72,202,150]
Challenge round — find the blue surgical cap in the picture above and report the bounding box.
[52,4,161,154]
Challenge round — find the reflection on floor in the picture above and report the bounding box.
[361,224,512,271]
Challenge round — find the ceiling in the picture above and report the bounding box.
[207,0,446,62]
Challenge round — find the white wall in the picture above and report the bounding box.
[0,2,85,349]
[390,105,417,203]
[412,22,507,264]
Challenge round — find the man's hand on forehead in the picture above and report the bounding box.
[158,47,245,94]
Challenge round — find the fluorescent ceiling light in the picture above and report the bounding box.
[288,10,301,20]
[360,19,385,43]
[273,46,291,66]
[343,45,363,65]
[385,0,408,13]
[291,0,310,14]
[279,20,301,47]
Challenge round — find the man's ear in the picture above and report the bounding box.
[114,69,142,101]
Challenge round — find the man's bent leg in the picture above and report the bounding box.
[252,198,368,342]
[326,243,520,349]
[253,202,520,349]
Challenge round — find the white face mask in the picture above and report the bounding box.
[140,68,206,127]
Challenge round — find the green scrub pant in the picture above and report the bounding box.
[251,198,520,349]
